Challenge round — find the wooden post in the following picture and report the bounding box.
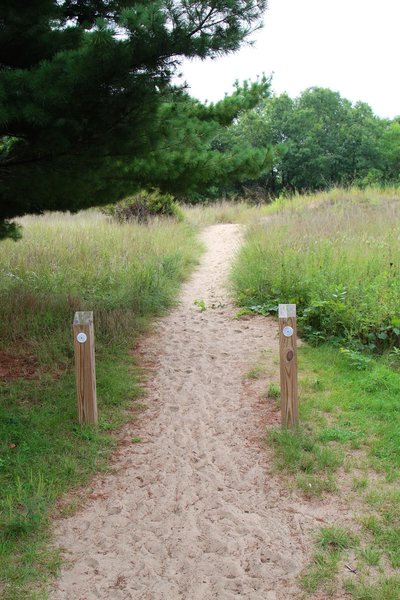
[73,311,97,425]
[279,304,299,428]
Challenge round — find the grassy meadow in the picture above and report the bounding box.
[232,187,400,598]
[233,188,400,353]
[0,210,202,599]
[1,188,400,599]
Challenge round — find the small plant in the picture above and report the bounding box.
[340,347,373,370]
[131,437,141,444]
[267,382,280,399]
[300,549,340,593]
[194,298,207,312]
[359,545,381,566]
[310,378,324,391]
[317,526,356,552]
[246,364,264,379]
[234,307,253,318]
[352,477,368,491]
[388,346,400,370]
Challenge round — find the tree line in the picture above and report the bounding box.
[0,2,398,239]
[201,86,400,201]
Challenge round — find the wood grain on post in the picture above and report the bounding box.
[73,311,97,425]
[279,304,299,428]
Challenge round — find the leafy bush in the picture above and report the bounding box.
[102,189,184,223]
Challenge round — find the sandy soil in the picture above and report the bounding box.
[49,224,338,600]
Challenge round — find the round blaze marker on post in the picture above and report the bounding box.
[279,304,299,428]
[73,311,98,425]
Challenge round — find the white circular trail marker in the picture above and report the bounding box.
[283,325,294,338]
[77,332,87,344]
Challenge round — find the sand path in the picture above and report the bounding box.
[50,224,315,600]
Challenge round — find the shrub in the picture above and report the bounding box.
[102,189,184,223]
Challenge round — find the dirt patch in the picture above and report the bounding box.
[0,350,38,381]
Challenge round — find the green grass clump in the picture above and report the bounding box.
[267,382,280,398]
[344,576,400,600]
[301,526,358,595]
[301,548,341,594]
[232,188,400,353]
[269,426,343,476]
[317,526,356,552]
[0,210,202,599]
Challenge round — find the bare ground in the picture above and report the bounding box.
[49,224,343,600]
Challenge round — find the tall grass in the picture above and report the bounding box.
[0,210,201,599]
[232,189,400,352]
[0,211,200,361]
[183,200,271,227]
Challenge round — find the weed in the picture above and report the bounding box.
[267,383,280,398]
[245,365,264,379]
[317,526,356,552]
[388,346,400,371]
[340,348,373,371]
[352,477,368,491]
[300,549,340,594]
[358,545,381,567]
[194,298,207,312]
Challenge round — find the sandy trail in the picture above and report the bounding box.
[50,224,318,600]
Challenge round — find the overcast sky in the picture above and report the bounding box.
[179,0,400,119]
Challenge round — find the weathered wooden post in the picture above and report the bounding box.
[73,311,98,425]
[279,304,299,428]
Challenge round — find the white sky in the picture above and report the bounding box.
[179,0,400,119]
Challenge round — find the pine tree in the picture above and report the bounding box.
[0,1,267,238]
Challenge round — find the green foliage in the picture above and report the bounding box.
[0,1,268,238]
[194,298,207,312]
[102,189,183,223]
[267,382,280,398]
[217,87,400,200]
[316,526,356,552]
[340,348,373,371]
[301,526,357,595]
[345,576,400,600]
[131,79,272,201]
[0,221,22,242]
[232,189,400,355]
